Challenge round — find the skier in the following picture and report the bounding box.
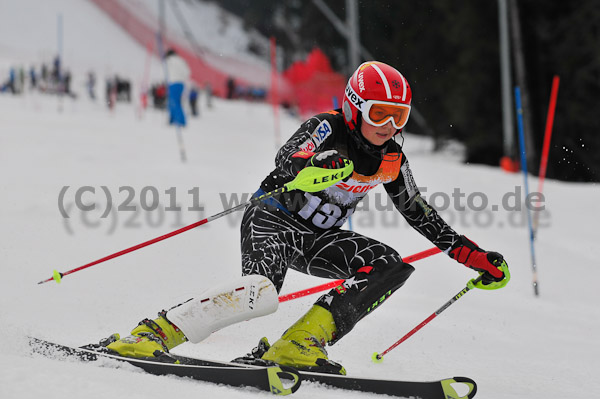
[105,61,510,375]
[189,85,199,116]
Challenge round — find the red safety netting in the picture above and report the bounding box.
[89,0,345,117]
[284,49,346,117]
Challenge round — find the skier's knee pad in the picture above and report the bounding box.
[166,275,278,343]
[315,262,415,343]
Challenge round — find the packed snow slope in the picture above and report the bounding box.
[1,1,599,399]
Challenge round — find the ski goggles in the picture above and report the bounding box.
[363,100,411,130]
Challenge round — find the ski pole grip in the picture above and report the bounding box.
[286,160,354,192]
[467,275,484,290]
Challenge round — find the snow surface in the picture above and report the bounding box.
[1,1,599,398]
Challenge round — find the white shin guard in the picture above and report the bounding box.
[166,275,279,344]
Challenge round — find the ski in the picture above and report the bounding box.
[29,337,476,398]
[28,337,301,396]
[171,353,477,399]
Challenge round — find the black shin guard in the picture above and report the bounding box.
[315,262,415,343]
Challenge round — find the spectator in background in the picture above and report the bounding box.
[152,83,167,109]
[106,77,116,109]
[226,76,236,99]
[114,76,131,102]
[51,56,61,90]
[189,85,199,117]
[8,67,16,94]
[29,66,37,90]
[164,49,190,127]
[40,64,48,92]
[18,67,25,94]
[63,70,72,96]
[87,71,96,100]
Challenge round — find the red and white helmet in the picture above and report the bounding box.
[342,61,412,132]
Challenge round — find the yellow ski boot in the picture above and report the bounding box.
[261,305,346,375]
[105,312,187,359]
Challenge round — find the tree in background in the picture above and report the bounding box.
[520,0,599,182]
[212,0,599,182]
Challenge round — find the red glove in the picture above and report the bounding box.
[290,150,315,174]
[449,236,507,286]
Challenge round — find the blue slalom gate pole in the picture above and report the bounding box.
[347,215,354,231]
[514,86,539,296]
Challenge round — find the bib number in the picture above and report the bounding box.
[297,193,354,229]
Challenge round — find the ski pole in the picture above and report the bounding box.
[278,247,442,303]
[38,161,354,285]
[372,275,483,363]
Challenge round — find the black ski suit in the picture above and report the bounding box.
[241,109,460,342]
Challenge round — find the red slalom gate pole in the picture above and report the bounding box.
[533,75,560,232]
[278,247,442,303]
[538,76,560,188]
[372,275,483,363]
